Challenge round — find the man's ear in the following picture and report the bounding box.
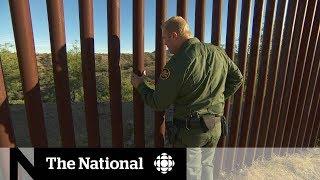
[172,32,178,39]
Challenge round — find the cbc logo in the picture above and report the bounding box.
[153,153,175,174]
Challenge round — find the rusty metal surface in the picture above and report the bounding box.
[307,40,320,147]
[177,0,187,20]
[211,0,222,46]
[304,60,320,146]
[231,0,251,148]
[47,0,76,147]
[78,0,100,147]
[9,0,47,147]
[195,0,206,41]
[251,0,276,148]
[211,0,224,173]
[0,58,15,147]
[309,94,320,147]
[235,0,263,147]
[272,0,299,148]
[211,0,225,174]
[264,0,288,148]
[302,16,320,147]
[133,0,145,147]
[211,0,224,148]
[280,0,308,148]
[289,0,318,147]
[233,0,253,167]
[6,0,320,150]
[154,0,167,147]
[107,0,123,148]
[225,0,238,147]
[223,0,238,171]
[312,106,320,146]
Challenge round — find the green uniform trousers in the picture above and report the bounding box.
[174,121,221,180]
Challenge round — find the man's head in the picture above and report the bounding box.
[161,16,192,54]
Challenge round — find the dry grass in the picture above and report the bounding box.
[220,149,320,180]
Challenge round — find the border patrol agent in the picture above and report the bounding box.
[131,16,243,180]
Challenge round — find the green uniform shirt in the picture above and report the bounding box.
[137,37,243,119]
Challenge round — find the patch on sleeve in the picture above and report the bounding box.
[160,68,171,80]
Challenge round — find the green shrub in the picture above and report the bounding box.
[0,42,143,104]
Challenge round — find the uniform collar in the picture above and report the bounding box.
[170,37,200,59]
[176,37,200,54]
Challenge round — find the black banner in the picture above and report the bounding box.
[10,148,186,179]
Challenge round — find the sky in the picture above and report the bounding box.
[0,0,261,53]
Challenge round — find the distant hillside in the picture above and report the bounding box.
[1,43,172,103]
[1,43,240,104]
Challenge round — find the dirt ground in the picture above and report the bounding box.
[10,102,319,148]
[10,102,156,147]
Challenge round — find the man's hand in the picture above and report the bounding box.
[131,70,146,88]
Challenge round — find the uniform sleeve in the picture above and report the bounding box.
[136,61,183,111]
[224,55,244,99]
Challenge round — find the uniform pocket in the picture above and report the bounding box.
[204,121,222,147]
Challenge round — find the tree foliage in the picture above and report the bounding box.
[0,42,161,104]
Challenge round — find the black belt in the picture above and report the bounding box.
[174,114,221,131]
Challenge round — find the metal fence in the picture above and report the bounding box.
[1,0,319,155]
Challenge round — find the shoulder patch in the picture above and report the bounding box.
[160,68,171,80]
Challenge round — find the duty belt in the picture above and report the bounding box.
[174,114,221,131]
